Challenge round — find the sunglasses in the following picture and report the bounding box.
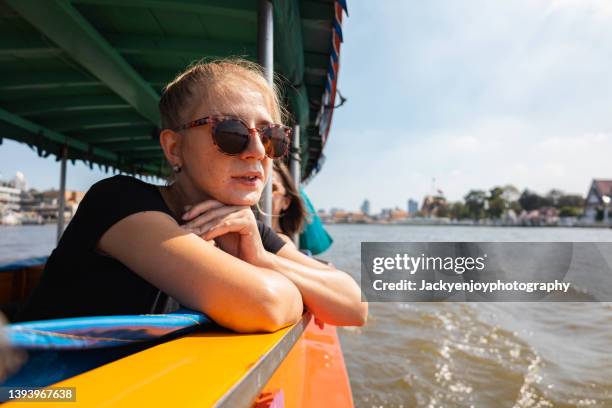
[172,115,291,159]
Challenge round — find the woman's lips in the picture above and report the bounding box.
[231,175,262,188]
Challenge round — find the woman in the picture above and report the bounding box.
[271,160,334,255]
[270,160,306,246]
[16,59,367,333]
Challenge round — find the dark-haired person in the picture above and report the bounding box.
[16,59,367,333]
[271,160,307,247]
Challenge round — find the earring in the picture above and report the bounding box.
[172,164,182,173]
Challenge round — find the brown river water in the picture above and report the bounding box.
[324,224,612,408]
[1,224,611,407]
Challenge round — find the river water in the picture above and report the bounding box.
[324,224,612,408]
[1,224,611,407]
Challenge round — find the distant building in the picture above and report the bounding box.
[12,171,27,191]
[0,172,26,213]
[34,190,85,221]
[317,209,330,223]
[584,179,612,223]
[360,199,371,215]
[331,210,348,222]
[380,208,392,219]
[517,207,559,226]
[0,171,86,224]
[421,195,448,217]
[407,199,418,215]
[389,209,408,221]
[0,184,21,212]
[379,207,408,222]
[330,207,344,216]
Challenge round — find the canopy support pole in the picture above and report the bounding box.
[57,146,67,244]
[258,0,273,227]
[290,124,300,244]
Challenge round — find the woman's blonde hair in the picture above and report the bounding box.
[159,57,289,130]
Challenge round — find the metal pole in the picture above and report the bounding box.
[258,0,273,227]
[290,124,300,244]
[56,146,67,244]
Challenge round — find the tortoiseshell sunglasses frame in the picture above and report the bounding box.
[171,115,292,158]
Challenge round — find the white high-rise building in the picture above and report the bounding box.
[12,171,27,191]
[0,185,21,211]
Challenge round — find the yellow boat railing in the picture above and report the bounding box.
[2,313,312,407]
[214,313,311,407]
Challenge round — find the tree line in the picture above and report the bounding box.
[433,185,584,220]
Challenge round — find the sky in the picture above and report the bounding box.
[1,0,612,214]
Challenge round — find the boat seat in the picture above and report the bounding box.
[0,309,210,391]
[0,257,47,322]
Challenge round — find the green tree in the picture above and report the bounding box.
[464,190,487,220]
[449,202,468,220]
[436,205,450,218]
[519,189,547,211]
[559,206,582,217]
[558,194,584,208]
[546,189,565,208]
[509,200,522,214]
[501,184,520,203]
[487,186,507,219]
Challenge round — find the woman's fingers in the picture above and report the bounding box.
[204,220,252,241]
[182,200,225,221]
[183,205,246,229]
[181,222,229,246]
[201,212,254,240]
[186,210,247,236]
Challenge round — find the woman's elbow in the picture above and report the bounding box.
[240,280,303,333]
[219,302,302,334]
[336,300,368,327]
[341,283,368,327]
[259,283,304,332]
[354,301,369,326]
[257,308,302,333]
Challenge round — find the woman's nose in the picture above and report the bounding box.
[239,128,267,160]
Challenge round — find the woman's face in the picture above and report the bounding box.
[271,169,290,216]
[178,82,275,206]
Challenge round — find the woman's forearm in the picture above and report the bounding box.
[260,253,368,326]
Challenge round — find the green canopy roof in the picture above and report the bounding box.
[0,0,346,181]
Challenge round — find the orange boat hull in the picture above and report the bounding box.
[255,319,354,408]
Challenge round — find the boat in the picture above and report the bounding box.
[0,211,21,226]
[0,0,351,406]
[17,212,44,226]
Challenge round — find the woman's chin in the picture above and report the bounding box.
[222,192,261,207]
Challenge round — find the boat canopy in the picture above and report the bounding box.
[0,0,347,181]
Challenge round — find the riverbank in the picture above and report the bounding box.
[324,219,612,228]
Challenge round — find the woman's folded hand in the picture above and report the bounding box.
[181,200,270,267]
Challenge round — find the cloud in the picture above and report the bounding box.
[545,0,612,18]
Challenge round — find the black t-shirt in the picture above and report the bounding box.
[14,175,286,322]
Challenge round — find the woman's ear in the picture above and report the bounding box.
[159,129,182,167]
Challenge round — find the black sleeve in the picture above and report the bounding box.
[257,220,287,253]
[59,175,172,251]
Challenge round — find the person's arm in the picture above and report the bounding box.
[182,200,368,327]
[277,232,297,248]
[262,245,368,327]
[98,211,303,333]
